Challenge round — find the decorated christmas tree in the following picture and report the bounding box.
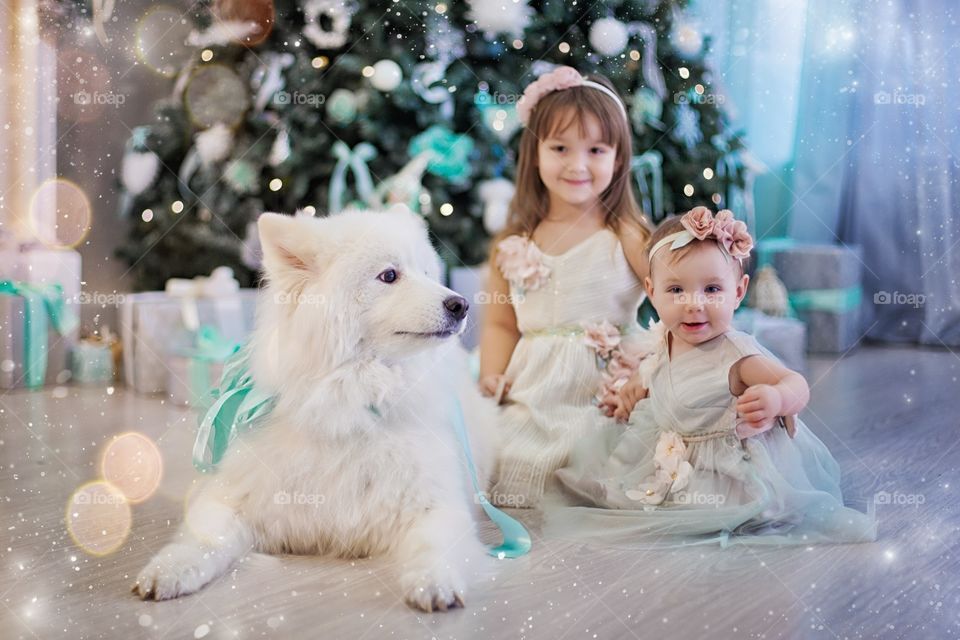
[115,0,750,290]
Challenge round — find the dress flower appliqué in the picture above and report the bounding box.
[625,430,694,504]
[495,235,551,293]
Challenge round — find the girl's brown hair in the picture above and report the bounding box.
[495,73,651,246]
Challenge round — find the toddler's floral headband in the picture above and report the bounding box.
[517,65,628,126]
[648,207,754,264]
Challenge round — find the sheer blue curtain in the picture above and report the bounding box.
[691,0,808,239]
[791,0,960,345]
[697,0,960,345]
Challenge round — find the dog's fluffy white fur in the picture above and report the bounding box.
[134,209,498,611]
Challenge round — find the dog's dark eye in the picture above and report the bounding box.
[377,268,398,284]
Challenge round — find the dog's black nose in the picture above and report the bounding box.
[443,295,469,321]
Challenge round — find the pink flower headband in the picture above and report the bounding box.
[517,65,628,126]
[648,207,754,263]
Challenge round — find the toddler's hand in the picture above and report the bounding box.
[615,380,649,422]
[479,374,511,404]
[736,384,782,435]
[600,379,648,423]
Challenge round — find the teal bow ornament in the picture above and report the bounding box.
[632,150,664,222]
[408,125,475,185]
[329,141,377,214]
[0,280,78,389]
[474,90,521,143]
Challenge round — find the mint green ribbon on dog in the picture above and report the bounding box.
[450,397,532,558]
[328,141,377,214]
[192,345,275,472]
[193,345,532,557]
[0,280,76,389]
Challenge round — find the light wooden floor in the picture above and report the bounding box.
[1,344,959,639]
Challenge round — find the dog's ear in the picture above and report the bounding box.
[258,213,321,277]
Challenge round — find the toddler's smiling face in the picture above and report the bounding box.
[645,241,749,353]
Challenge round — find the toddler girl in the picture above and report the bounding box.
[551,208,877,545]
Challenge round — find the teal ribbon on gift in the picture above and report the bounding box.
[329,141,377,214]
[184,325,241,409]
[0,280,77,389]
[631,151,664,222]
[789,286,862,314]
[753,239,862,314]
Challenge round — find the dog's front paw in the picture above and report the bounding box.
[401,566,466,612]
[132,543,209,600]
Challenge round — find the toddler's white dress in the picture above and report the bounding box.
[550,325,877,545]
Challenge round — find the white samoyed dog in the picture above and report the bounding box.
[134,209,498,611]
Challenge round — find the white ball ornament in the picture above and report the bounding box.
[477,178,515,234]
[672,23,704,58]
[589,18,629,57]
[370,59,403,92]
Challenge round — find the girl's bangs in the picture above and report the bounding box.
[537,89,622,145]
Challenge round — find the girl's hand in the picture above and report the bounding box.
[479,374,511,404]
[736,384,782,433]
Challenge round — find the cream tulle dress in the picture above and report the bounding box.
[549,324,878,546]
[489,228,647,507]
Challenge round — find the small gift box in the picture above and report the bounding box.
[0,245,81,385]
[733,309,807,373]
[70,328,121,385]
[755,240,863,353]
[0,281,77,389]
[120,268,257,394]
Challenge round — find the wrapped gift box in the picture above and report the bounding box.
[0,247,80,385]
[756,240,863,353]
[120,289,258,394]
[765,243,861,291]
[70,337,117,385]
[733,309,807,373]
[800,309,862,354]
[0,289,73,389]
